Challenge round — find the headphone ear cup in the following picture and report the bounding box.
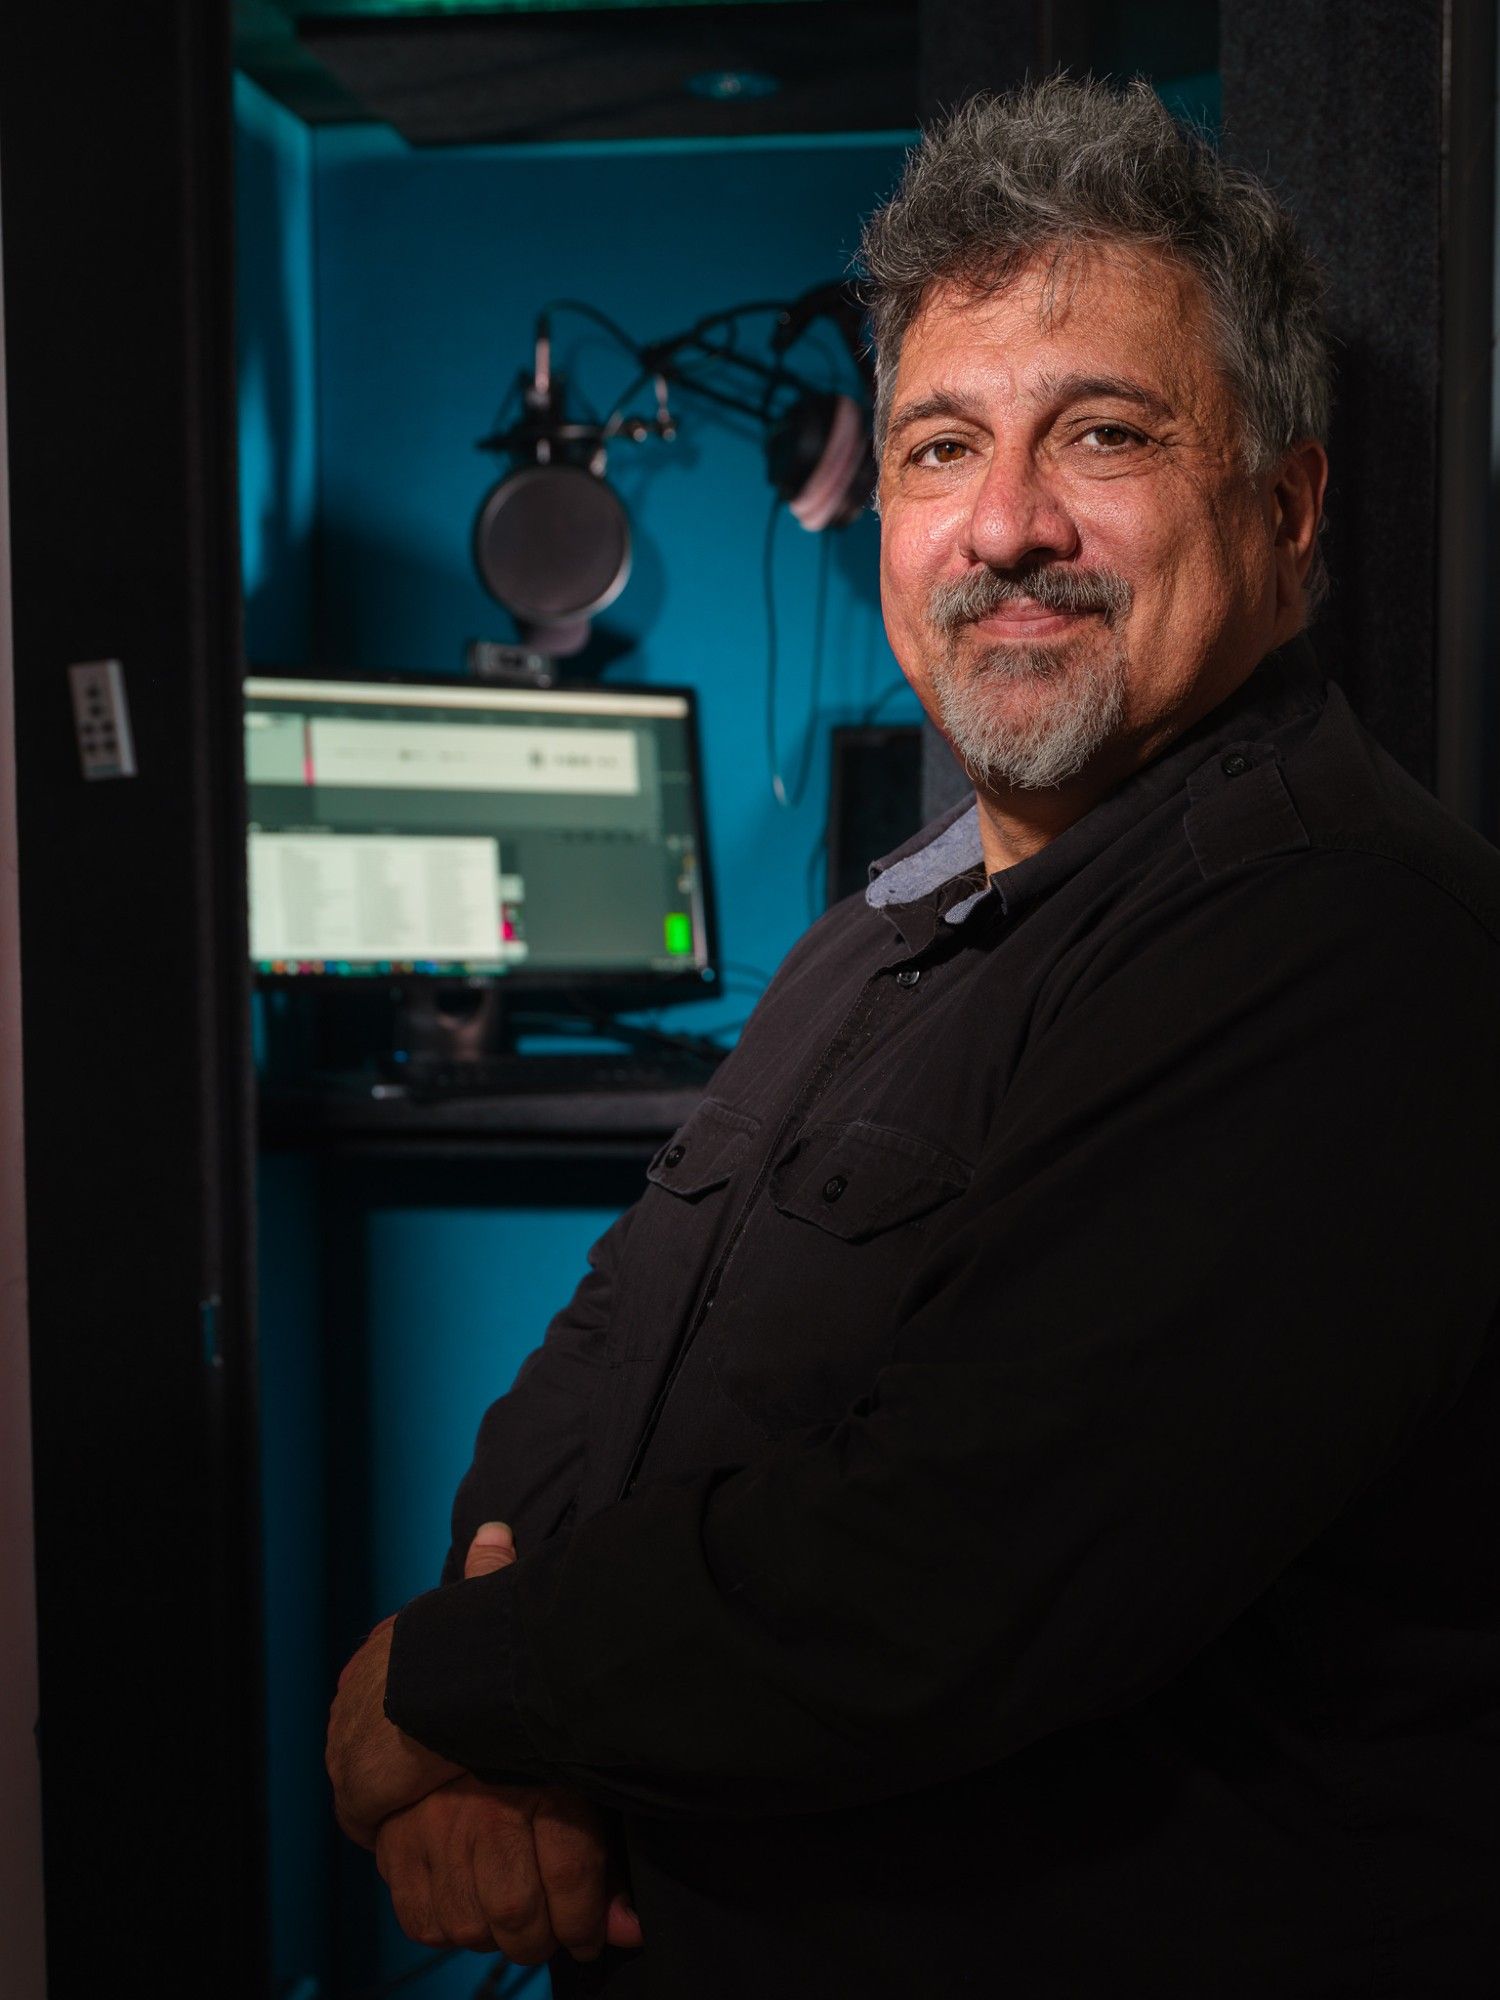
[765,391,874,532]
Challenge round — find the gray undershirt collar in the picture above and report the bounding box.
[865,803,991,925]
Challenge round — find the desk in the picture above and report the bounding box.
[258,1080,700,1166]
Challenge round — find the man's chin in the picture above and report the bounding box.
[934,638,1129,792]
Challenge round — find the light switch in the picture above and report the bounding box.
[68,659,137,780]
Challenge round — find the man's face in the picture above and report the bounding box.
[877,245,1288,798]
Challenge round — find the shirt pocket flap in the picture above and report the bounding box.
[646,1097,760,1199]
[770,1121,973,1243]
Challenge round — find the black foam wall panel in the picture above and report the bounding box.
[1,0,266,1985]
[1222,1,1443,789]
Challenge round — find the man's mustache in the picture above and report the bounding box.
[928,564,1134,632]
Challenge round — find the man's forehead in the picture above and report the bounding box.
[894,246,1215,403]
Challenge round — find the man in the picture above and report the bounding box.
[328,78,1500,1996]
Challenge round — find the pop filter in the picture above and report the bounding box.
[473,311,637,656]
[472,461,632,655]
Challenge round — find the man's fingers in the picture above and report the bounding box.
[369,1772,620,1967]
[606,1890,645,1951]
[426,1797,501,1953]
[533,1791,611,1962]
[464,1521,517,1579]
[377,1812,442,1950]
[469,1791,558,1965]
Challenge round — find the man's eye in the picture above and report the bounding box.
[1080,423,1145,452]
[913,437,969,466]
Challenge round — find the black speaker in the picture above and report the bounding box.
[826,724,925,905]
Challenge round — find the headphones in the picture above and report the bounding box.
[763,282,877,532]
[472,283,876,654]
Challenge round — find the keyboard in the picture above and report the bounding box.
[377,1046,722,1101]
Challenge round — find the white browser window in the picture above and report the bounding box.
[248,831,518,963]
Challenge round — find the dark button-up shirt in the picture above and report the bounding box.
[386,638,1500,1997]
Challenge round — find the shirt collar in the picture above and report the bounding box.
[866,635,1328,929]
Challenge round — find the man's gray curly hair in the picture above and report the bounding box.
[858,77,1332,603]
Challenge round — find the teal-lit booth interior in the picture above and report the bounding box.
[236,39,1217,1996]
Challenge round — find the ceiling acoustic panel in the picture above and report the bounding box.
[298,2,921,145]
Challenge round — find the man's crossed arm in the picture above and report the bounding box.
[326,1522,644,1967]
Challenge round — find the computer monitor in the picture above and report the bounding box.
[244,672,719,1012]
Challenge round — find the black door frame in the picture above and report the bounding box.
[1,2,267,1987]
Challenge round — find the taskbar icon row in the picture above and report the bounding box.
[254,959,494,977]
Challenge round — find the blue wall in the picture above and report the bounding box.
[237,71,913,1996]
[309,122,917,1001]
[236,73,318,665]
[235,72,331,1992]
[295,113,918,1588]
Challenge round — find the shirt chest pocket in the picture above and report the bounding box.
[708,1119,973,1434]
[614,1097,761,1364]
[768,1119,973,1242]
[645,1096,759,1200]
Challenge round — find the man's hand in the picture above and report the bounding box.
[376,1772,642,1963]
[326,1619,464,1850]
[360,1521,645,1961]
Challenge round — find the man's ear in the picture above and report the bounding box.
[1270,439,1330,615]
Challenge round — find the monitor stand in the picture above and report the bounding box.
[391,984,511,1068]
[258,981,519,1090]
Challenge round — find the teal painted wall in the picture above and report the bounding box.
[235,72,332,1993]
[308,121,917,1009]
[236,72,318,664]
[300,115,916,1599]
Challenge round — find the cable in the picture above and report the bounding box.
[806,821,830,921]
[763,495,785,806]
[539,298,646,366]
[719,957,774,990]
[764,495,828,811]
[471,1958,548,1996]
[520,998,731,1063]
[861,679,919,726]
[685,299,792,340]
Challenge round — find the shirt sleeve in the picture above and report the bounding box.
[437,1203,637,1585]
[389,851,1500,1816]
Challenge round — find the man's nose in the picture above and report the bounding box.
[962,444,1079,571]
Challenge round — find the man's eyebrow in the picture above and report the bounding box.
[1033,371,1176,420]
[884,390,973,437]
[885,374,1179,442]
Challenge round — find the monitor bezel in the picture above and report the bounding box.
[244,666,722,1012]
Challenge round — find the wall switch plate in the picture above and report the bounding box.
[68,659,137,780]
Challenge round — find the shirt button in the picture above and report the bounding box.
[1220,752,1251,778]
[822,1175,848,1203]
[663,1144,685,1167]
[895,966,921,988]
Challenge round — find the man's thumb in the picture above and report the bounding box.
[464,1521,517,1578]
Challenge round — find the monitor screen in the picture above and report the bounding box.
[244,674,717,997]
